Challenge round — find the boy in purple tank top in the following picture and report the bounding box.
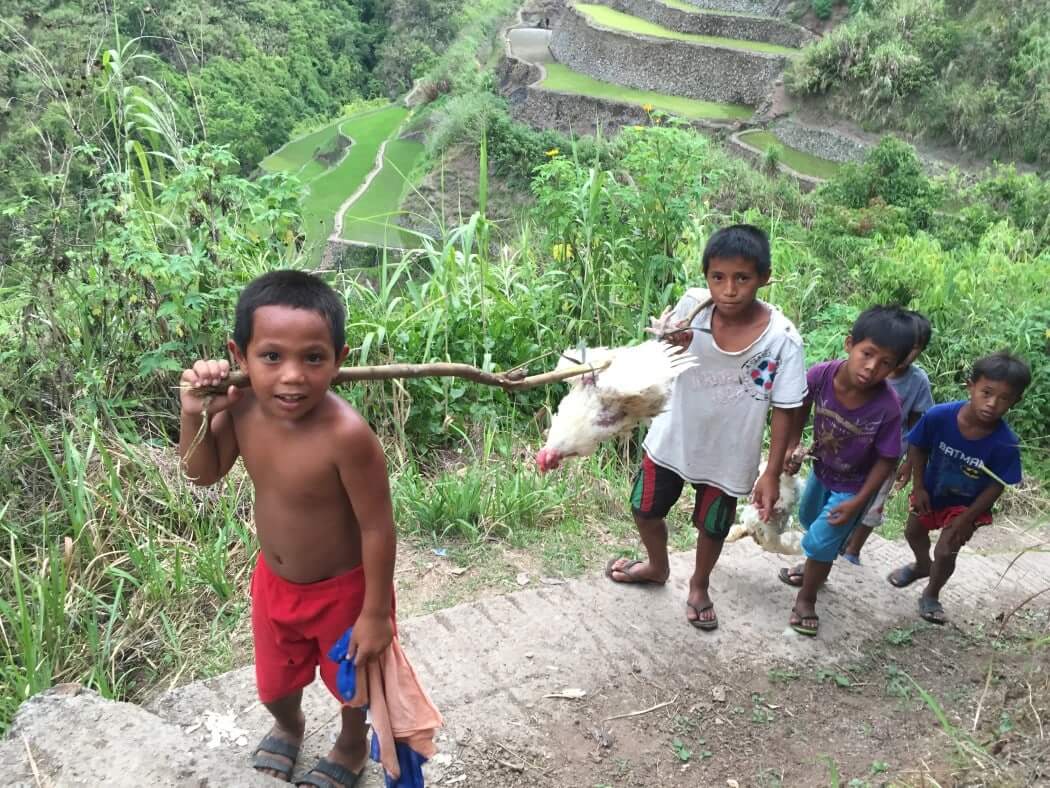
[779,306,915,636]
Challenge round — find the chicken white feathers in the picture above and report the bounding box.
[725,463,804,555]
[536,341,697,471]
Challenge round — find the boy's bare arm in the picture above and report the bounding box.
[178,360,241,485]
[827,455,896,525]
[336,417,396,663]
[783,401,812,474]
[752,406,800,519]
[952,482,1004,528]
[908,445,931,513]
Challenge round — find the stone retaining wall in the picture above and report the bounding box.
[603,0,812,48]
[673,0,793,16]
[772,119,869,163]
[550,5,787,106]
[509,82,741,137]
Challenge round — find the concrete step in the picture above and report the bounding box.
[550,3,794,106]
[6,530,1047,786]
[599,0,814,48]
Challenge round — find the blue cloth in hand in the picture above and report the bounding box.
[371,736,427,788]
[328,627,429,787]
[328,627,359,703]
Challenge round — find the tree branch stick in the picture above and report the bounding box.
[184,359,613,398]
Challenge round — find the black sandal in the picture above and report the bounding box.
[777,564,805,588]
[296,757,365,787]
[251,733,300,781]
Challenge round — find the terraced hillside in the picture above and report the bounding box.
[503,0,848,183]
[260,104,422,257]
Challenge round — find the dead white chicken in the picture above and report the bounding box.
[726,463,804,555]
[535,341,697,472]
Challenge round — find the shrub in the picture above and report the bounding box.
[812,0,835,19]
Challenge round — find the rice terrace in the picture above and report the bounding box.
[1,0,1049,785]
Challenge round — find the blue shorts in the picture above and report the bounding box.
[799,474,873,563]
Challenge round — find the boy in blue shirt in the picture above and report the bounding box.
[888,351,1031,624]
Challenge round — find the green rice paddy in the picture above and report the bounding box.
[541,62,753,120]
[260,105,414,254]
[340,138,426,248]
[574,4,798,55]
[737,130,842,179]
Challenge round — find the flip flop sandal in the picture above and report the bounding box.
[918,596,947,625]
[605,557,666,585]
[888,563,926,588]
[687,602,718,631]
[777,565,805,588]
[251,733,300,781]
[297,757,364,788]
[789,607,819,637]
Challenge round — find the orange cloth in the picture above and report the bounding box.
[347,637,443,780]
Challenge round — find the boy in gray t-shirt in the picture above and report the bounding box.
[842,311,935,564]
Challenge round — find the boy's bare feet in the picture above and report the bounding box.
[253,712,305,781]
[605,557,669,585]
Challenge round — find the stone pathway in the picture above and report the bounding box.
[4,529,1047,786]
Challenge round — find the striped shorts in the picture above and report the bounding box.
[630,453,737,540]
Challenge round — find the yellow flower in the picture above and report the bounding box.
[545,148,560,157]
[631,125,644,131]
[641,103,654,113]
[551,243,574,262]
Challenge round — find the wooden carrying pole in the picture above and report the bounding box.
[185,297,713,398]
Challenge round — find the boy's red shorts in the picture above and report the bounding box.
[916,505,993,531]
[251,554,371,704]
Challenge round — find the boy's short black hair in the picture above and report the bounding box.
[908,310,932,351]
[850,305,916,364]
[233,270,346,354]
[969,351,1031,398]
[702,224,771,277]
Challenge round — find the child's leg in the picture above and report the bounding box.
[844,471,895,561]
[686,484,736,628]
[792,557,832,625]
[906,513,933,574]
[791,488,862,633]
[780,474,829,584]
[609,455,683,583]
[325,705,369,776]
[843,525,873,560]
[924,520,979,604]
[254,690,306,779]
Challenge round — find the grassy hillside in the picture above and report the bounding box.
[786,0,1050,165]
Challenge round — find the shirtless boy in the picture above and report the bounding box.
[179,270,394,787]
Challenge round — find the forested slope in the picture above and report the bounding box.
[786,0,1050,166]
